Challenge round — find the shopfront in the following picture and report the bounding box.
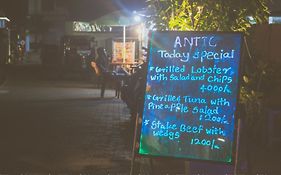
[63,20,142,72]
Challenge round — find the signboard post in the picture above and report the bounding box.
[139,31,242,163]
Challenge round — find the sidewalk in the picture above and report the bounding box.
[1,65,280,174]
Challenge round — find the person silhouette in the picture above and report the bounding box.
[95,47,112,98]
[93,47,130,98]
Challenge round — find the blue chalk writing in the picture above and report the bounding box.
[205,126,226,136]
[190,138,220,150]
[207,75,232,84]
[157,50,190,62]
[200,84,232,94]
[193,50,235,63]
[150,120,180,140]
[144,120,150,126]
[153,130,180,140]
[192,106,219,115]
[151,120,177,130]
[147,102,188,113]
[155,65,186,73]
[150,73,168,81]
[151,94,181,103]
[170,74,205,81]
[170,103,189,113]
[148,102,164,110]
[183,96,207,104]
[210,98,230,106]
[191,65,231,75]
[180,124,204,134]
[199,114,230,125]
[156,49,235,63]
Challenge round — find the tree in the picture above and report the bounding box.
[146,0,269,32]
[144,0,272,174]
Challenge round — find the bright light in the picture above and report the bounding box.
[269,16,281,24]
[135,24,143,35]
[134,15,141,22]
[217,138,225,142]
[0,17,10,22]
[247,16,256,24]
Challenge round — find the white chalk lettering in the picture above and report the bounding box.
[158,50,190,62]
[173,36,217,49]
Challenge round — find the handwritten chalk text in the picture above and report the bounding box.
[173,36,217,48]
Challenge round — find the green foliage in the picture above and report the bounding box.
[145,1,275,171]
[146,0,270,32]
[239,60,267,134]
[145,0,272,141]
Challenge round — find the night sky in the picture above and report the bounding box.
[1,0,28,24]
[0,0,146,24]
[67,0,146,20]
[1,0,280,25]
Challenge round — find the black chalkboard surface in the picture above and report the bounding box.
[138,31,242,163]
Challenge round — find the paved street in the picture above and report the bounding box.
[1,65,281,175]
[0,66,134,174]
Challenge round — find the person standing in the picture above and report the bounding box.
[95,47,112,98]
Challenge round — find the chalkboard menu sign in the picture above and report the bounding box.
[139,31,242,163]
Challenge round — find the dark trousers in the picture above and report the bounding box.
[100,76,107,98]
[99,73,128,98]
